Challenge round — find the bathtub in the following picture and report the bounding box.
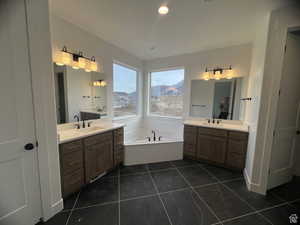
[124,138,183,166]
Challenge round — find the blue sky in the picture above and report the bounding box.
[113,64,184,93]
[151,69,184,86]
[113,64,137,93]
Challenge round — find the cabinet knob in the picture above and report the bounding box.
[24,143,34,151]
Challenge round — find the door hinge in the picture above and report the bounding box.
[273,130,276,137]
[278,89,281,96]
[36,141,39,148]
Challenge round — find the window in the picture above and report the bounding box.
[149,68,184,117]
[113,63,138,118]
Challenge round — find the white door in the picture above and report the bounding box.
[0,0,42,224]
[268,32,300,189]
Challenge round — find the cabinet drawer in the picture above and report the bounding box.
[62,168,84,197]
[60,140,83,155]
[84,132,112,146]
[198,127,227,137]
[62,150,83,175]
[229,131,248,140]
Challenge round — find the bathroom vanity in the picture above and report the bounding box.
[58,125,124,197]
[183,120,248,171]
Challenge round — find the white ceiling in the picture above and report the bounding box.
[50,0,289,60]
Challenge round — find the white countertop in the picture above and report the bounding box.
[58,122,125,144]
[184,119,249,132]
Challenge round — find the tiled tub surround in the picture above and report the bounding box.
[41,160,300,225]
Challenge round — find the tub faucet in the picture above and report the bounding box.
[146,136,151,142]
[152,130,156,141]
[158,136,162,141]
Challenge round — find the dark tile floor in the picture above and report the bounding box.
[40,160,300,225]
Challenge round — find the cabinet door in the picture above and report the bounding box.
[210,136,227,164]
[184,126,198,158]
[113,128,124,166]
[96,139,113,175]
[226,139,247,169]
[85,145,98,182]
[196,134,211,161]
[60,140,84,197]
[197,134,227,164]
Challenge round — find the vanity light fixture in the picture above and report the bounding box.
[93,80,107,87]
[55,46,98,72]
[158,5,169,15]
[202,66,234,81]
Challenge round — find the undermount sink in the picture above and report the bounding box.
[77,126,105,133]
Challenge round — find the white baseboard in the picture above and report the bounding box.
[51,198,64,216]
[243,169,265,195]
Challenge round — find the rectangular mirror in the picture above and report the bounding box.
[190,78,243,120]
[53,64,107,124]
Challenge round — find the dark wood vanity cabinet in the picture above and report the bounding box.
[226,131,248,169]
[113,128,124,166]
[184,125,248,170]
[84,132,113,183]
[59,127,124,197]
[59,140,85,198]
[183,126,198,158]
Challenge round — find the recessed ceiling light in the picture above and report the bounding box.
[158,5,169,15]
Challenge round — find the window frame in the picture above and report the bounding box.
[147,67,185,119]
[112,61,140,119]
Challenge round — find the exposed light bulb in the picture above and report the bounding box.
[202,71,210,81]
[158,5,169,15]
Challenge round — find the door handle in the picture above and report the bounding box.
[24,143,34,151]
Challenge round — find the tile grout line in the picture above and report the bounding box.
[215,202,291,225]
[119,164,197,177]
[173,165,224,225]
[71,200,119,212]
[221,183,275,225]
[197,163,275,225]
[146,164,174,225]
[65,189,81,225]
[205,165,275,225]
[269,189,297,209]
[67,186,198,213]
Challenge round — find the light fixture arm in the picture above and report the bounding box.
[205,65,232,75]
[60,46,96,62]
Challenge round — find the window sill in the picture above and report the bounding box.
[147,114,183,120]
[113,115,139,121]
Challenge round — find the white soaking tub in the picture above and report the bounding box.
[124,138,183,166]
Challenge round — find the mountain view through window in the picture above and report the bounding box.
[150,69,184,117]
[113,63,138,117]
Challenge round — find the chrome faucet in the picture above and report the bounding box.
[152,130,156,141]
[74,115,80,129]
